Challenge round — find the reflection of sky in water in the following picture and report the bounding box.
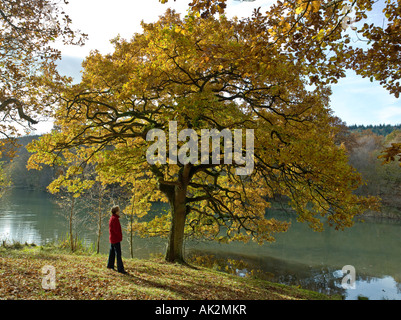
[348,276,401,300]
[0,211,40,244]
[0,190,64,246]
[333,270,401,300]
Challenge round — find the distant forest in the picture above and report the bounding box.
[348,124,401,136]
[2,123,401,217]
[2,135,55,191]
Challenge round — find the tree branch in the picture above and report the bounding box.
[0,98,38,124]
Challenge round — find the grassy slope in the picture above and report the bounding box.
[0,245,341,300]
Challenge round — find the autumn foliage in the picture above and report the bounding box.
[26,1,389,262]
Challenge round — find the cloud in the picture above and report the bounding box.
[55,0,190,58]
[226,0,273,19]
[331,71,401,125]
[57,0,277,58]
[56,56,83,82]
[373,106,401,125]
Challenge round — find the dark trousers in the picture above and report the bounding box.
[107,242,125,272]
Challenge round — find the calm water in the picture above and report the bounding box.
[1,188,400,300]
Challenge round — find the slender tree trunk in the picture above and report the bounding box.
[129,183,135,259]
[70,197,75,252]
[97,195,102,254]
[129,214,134,258]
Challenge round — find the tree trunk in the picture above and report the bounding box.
[129,213,134,258]
[97,196,102,254]
[129,184,135,259]
[161,164,192,264]
[69,197,75,252]
[164,186,187,263]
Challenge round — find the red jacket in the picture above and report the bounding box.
[109,213,123,244]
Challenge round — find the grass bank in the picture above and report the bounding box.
[0,244,341,300]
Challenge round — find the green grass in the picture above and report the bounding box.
[0,244,341,300]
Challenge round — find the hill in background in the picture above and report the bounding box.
[348,124,401,136]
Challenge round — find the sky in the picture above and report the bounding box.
[44,0,401,134]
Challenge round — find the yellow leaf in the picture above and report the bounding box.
[295,6,303,15]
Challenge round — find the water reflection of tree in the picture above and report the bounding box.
[187,250,401,299]
[277,266,346,296]
[187,250,347,297]
[0,187,12,209]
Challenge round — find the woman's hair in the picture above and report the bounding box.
[111,205,120,215]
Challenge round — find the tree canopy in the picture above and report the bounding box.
[27,2,386,263]
[162,0,400,97]
[0,0,85,146]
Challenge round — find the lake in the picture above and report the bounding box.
[1,188,400,300]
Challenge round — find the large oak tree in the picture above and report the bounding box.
[28,4,383,263]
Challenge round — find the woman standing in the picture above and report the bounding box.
[107,205,127,274]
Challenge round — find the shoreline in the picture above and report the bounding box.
[0,244,341,300]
